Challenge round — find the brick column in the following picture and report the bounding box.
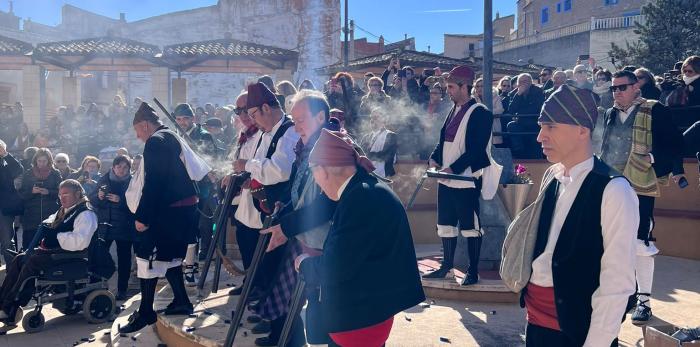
[22,65,41,131]
[171,77,187,106]
[150,67,170,107]
[62,76,80,109]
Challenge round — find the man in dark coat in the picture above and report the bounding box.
[507,73,546,158]
[120,103,209,333]
[296,129,424,347]
[0,140,23,265]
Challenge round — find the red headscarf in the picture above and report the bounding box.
[308,129,375,173]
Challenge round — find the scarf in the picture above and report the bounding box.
[33,166,51,180]
[238,126,259,146]
[613,96,645,112]
[593,82,611,95]
[109,170,130,183]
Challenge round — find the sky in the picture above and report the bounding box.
[5,0,517,54]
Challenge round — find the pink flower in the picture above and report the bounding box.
[515,164,527,175]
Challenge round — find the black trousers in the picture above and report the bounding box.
[0,249,63,313]
[106,239,135,293]
[637,195,655,242]
[21,228,38,251]
[525,323,618,347]
[233,217,260,270]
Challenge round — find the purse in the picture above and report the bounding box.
[499,169,555,292]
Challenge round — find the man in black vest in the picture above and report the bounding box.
[231,82,299,337]
[0,179,97,325]
[524,85,639,346]
[424,65,493,286]
[120,103,205,333]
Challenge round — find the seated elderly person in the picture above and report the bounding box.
[0,179,97,324]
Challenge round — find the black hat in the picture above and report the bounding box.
[173,103,194,118]
[204,118,223,128]
[133,102,159,125]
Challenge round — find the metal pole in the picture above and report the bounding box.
[344,0,349,68]
[483,0,493,110]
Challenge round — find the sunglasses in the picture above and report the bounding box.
[233,107,247,115]
[609,83,635,93]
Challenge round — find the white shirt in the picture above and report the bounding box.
[336,174,355,200]
[616,104,637,124]
[235,117,299,228]
[230,130,261,206]
[43,203,98,252]
[529,157,639,347]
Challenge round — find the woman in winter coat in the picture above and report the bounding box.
[89,155,136,301]
[19,147,61,250]
[69,156,101,197]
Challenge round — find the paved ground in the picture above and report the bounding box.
[0,255,698,347]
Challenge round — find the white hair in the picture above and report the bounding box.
[517,73,533,83]
[0,139,6,151]
[55,152,70,164]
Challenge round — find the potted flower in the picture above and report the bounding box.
[497,164,534,220]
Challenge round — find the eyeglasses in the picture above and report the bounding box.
[248,107,261,118]
[609,83,635,93]
[369,83,382,87]
[233,107,247,115]
[55,160,67,163]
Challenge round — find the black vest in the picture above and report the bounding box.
[254,116,295,215]
[537,158,622,345]
[42,202,92,249]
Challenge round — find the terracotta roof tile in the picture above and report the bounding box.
[163,39,297,59]
[35,37,159,56]
[0,35,32,56]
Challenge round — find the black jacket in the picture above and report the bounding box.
[508,85,546,116]
[89,173,137,242]
[687,78,700,107]
[684,120,700,154]
[603,103,685,177]
[20,168,61,230]
[430,99,493,175]
[299,171,425,333]
[0,153,23,216]
[135,126,197,226]
[640,83,661,101]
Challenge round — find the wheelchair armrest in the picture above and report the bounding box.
[50,251,88,261]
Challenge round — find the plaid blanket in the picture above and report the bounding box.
[256,240,302,320]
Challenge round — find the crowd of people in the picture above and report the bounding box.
[1,52,700,346]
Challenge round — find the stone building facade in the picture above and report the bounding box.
[0,0,340,120]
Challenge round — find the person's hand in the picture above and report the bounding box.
[294,253,311,272]
[241,178,251,189]
[135,221,148,232]
[439,167,454,174]
[221,174,231,188]
[260,224,288,252]
[40,188,49,195]
[32,186,42,194]
[106,193,120,203]
[429,159,440,169]
[233,159,247,173]
[98,190,105,200]
[207,171,218,183]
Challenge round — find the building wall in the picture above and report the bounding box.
[444,35,483,59]
[517,0,642,37]
[589,26,641,70]
[494,31,590,69]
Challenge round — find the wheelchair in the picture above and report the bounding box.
[8,249,116,333]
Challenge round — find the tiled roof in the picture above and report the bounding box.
[163,39,297,59]
[0,35,32,55]
[34,37,159,56]
[321,48,541,75]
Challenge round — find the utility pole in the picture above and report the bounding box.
[483,0,493,111]
[344,0,349,68]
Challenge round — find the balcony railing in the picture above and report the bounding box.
[492,15,645,53]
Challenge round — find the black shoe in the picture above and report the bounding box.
[251,320,271,334]
[247,314,262,324]
[254,336,278,346]
[422,266,452,279]
[119,310,157,333]
[461,273,479,286]
[631,302,652,325]
[159,302,194,316]
[116,291,127,301]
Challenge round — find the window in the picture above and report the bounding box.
[557,3,561,12]
[604,0,619,5]
[541,7,549,24]
[564,0,572,11]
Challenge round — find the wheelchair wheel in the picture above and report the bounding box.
[22,310,45,333]
[82,290,116,324]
